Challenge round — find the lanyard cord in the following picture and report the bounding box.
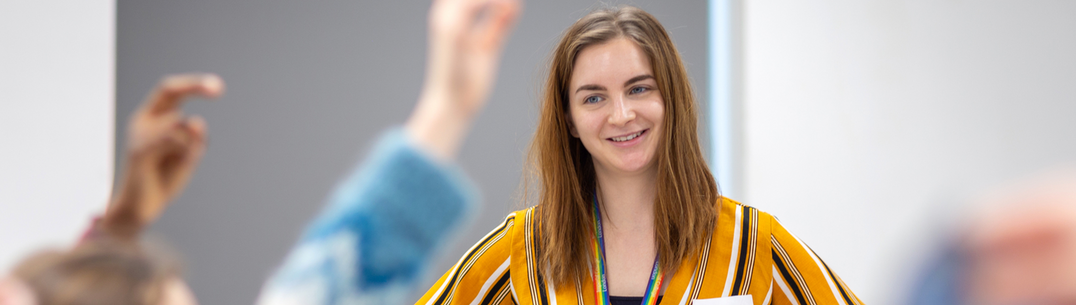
[591,192,665,305]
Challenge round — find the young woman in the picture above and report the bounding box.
[416,6,862,305]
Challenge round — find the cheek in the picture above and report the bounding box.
[569,108,600,138]
[577,114,606,139]
[644,98,665,129]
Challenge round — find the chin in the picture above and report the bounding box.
[607,157,656,174]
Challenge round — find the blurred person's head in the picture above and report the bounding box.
[910,168,1076,305]
[961,170,1076,305]
[0,239,195,305]
[531,5,718,285]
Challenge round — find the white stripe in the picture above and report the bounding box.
[773,266,800,305]
[546,277,558,305]
[779,219,847,305]
[772,237,815,305]
[510,282,520,304]
[494,285,511,305]
[741,209,758,294]
[524,209,540,305]
[426,215,513,305]
[468,259,512,305]
[692,233,714,301]
[575,277,584,305]
[677,267,698,305]
[720,205,743,297]
[836,277,859,305]
[425,256,463,305]
[762,281,773,305]
[449,222,512,304]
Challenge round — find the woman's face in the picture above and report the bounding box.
[568,37,664,177]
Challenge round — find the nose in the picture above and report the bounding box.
[607,94,636,126]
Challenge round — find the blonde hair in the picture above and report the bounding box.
[12,239,178,305]
[530,6,719,285]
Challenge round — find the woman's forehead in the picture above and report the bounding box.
[570,38,653,89]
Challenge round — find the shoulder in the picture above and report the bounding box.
[497,207,530,238]
[505,206,540,232]
[713,197,779,237]
[415,210,523,305]
[680,198,781,299]
[507,207,533,223]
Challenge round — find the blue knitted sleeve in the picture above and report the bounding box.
[257,128,478,305]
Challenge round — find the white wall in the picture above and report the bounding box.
[741,1,1076,303]
[0,1,115,272]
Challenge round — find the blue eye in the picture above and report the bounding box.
[629,86,649,95]
[584,96,603,104]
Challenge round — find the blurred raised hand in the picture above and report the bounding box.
[407,0,521,161]
[103,74,225,240]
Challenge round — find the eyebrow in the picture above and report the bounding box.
[573,74,655,94]
[623,74,654,87]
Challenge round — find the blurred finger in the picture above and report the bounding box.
[158,124,195,154]
[163,118,208,194]
[474,0,521,52]
[182,115,208,144]
[144,74,225,115]
[429,0,471,32]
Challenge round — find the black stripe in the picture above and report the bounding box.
[434,216,514,305]
[731,206,752,295]
[691,232,712,300]
[480,270,512,305]
[819,258,855,305]
[772,250,808,305]
[535,273,550,305]
[803,245,855,305]
[531,216,550,305]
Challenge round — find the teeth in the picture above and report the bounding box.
[611,131,644,142]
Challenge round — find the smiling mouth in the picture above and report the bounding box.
[609,129,647,142]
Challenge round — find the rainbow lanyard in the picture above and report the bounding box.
[591,193,665,305]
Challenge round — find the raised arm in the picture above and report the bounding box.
[99,74,225,241]
[258,1,520,304]
[406,0,521,160]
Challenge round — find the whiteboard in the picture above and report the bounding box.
[0,0,115,272]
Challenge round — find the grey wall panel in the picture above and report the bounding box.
[117,1,707,304]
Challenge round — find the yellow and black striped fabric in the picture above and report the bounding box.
[416,198,863,305]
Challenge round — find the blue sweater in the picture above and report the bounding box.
[258,129,478,305]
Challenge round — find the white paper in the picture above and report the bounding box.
[692,295,753,305]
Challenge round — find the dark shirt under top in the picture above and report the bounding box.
[609,296,664,305]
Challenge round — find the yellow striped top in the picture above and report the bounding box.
[416,198,863,305]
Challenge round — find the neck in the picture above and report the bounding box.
[594,165,658,231]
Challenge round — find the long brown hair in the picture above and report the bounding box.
[530,6,719,285]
